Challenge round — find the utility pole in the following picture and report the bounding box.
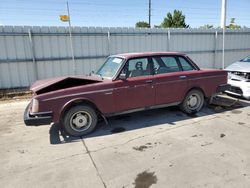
[220,0,227,69]
[66,1,76,75]
[148,0,151,28]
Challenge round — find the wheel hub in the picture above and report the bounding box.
[73,114,88,128]
[188,95,198,107]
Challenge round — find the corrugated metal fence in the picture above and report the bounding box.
[0,26,250,89]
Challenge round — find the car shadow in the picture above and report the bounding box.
[49,95,250,145]
[49,123,80,145]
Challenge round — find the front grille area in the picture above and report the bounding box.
[229,71,250,80]
[228,86,243,95]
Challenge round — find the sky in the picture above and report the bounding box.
[0,0,249,28]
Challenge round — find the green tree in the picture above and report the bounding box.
[199,24,214,29]
[227,18,241,29]
[160,10,189,28]
[135,21,150,28]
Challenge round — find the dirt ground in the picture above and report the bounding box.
[0,95,250,188]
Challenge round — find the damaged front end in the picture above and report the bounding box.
[226,71,250,99]
[24,75,103,126]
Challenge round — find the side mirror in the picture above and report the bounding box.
[119,73,127,80]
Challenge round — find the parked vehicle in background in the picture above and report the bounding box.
[24,52,229,136]
[225,55,250,100]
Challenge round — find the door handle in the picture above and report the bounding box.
[104,92,113,95]
[146,80,153,83]
[179,75,187,79]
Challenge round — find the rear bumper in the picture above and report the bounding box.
[216,84,231,93]
[24,103,53,126]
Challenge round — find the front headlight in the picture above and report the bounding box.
[31,99,39,113]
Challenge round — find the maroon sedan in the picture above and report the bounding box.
[24,52,229,136]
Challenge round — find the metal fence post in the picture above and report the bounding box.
[167,30,171,51]
[214,30,218,68]
[107,30,111,55]
[28,29,38,80]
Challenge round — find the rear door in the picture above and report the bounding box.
[152,55,189,105]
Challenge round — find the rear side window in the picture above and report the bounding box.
[178,57,194,71]
[153,56,180,75]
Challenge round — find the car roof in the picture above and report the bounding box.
[113,51,186,59]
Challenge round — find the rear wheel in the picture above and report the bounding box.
[63,105,97,137]
[181,89,204,114]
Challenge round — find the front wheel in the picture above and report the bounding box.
[180,89,204,114]
[62,105,98,137]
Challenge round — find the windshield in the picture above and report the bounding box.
[241,55,250,62]
[96,57,124,79]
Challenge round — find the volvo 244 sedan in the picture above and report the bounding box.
[24,52,229,136]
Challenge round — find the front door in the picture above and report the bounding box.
[114,57,155,112]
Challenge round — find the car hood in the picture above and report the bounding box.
[30,75,103,94]
[225,61,250,73]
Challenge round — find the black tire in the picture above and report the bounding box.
[180,89,204,114]
[62,105,98,137]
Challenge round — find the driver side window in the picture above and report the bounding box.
[123,58,150,78]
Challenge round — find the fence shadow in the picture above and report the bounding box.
[49,95,250,145]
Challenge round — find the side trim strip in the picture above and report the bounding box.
[154,74,225,85]
[188,74,225,81]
